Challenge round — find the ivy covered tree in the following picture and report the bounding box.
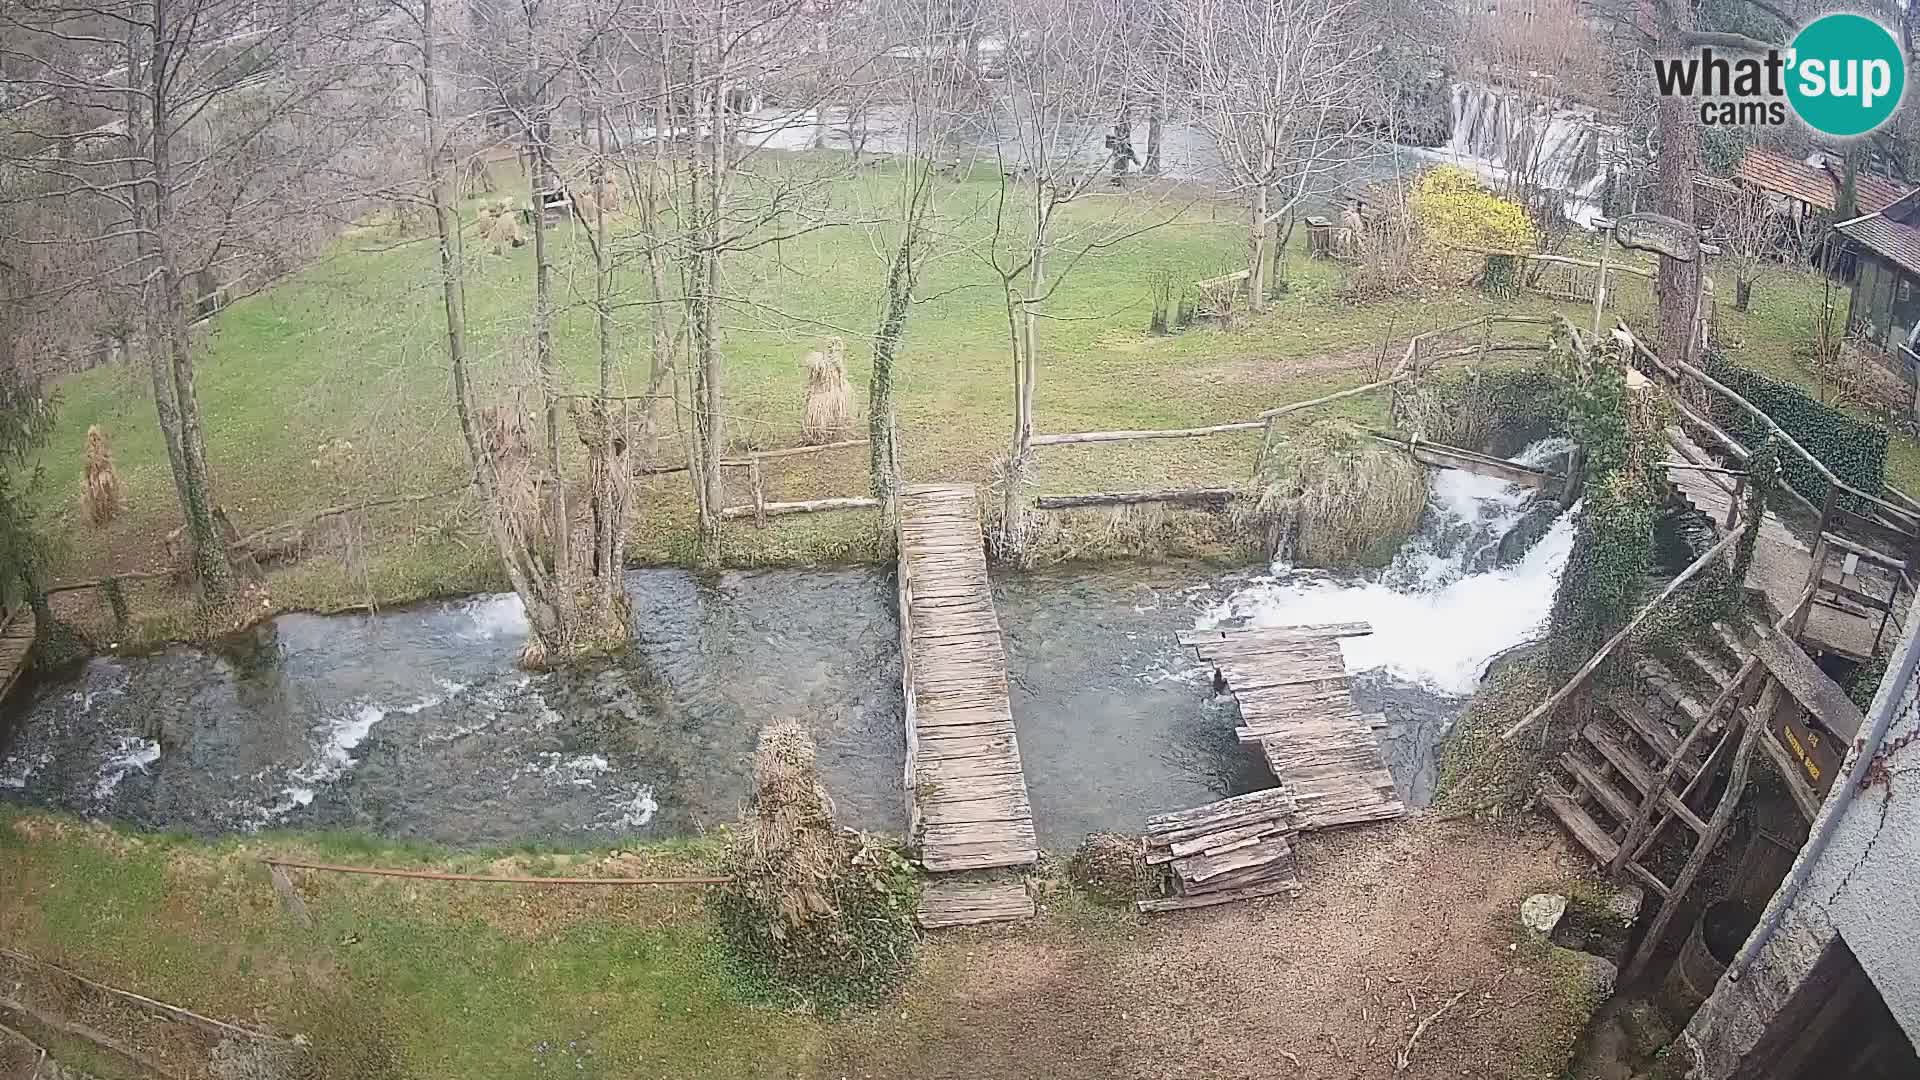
[0,365,56,621]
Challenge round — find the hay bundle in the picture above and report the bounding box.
[572,185,599,221]
[480,200,525,254]
[81,425,121,528]
[736,720,843,934]
[479,403,541,546]
[800,337,856,445]
[596,176,622,214]
[709,721,918,1012]
[1249,419,1428,566]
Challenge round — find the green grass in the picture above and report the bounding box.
[30,160,1915,639]
[0,813,823,1079]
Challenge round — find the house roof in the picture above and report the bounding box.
[1835,212,1920,276]
[1737,147,1909,214]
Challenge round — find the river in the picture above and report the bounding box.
[0,441,1575,849]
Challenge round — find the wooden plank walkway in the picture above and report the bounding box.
[1666,427,1885,659]
[0,606,35,704]
[1183,625,1406,831]
[917,878,1035,928]
[897,484,1038,874]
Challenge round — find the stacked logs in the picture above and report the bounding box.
[1137,786,1302,913]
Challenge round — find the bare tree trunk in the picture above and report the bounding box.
[421,0,562,648]
[130,6,231,604]
[1144,94,1163,177]
[526,98,568,583]
[1653,12,1700,364]
[869,203,920,517]
[1248,184,1270,313]
[1003,194,1047,558]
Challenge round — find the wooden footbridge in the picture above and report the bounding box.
[896,485,1039,926]
[0,606,35,705]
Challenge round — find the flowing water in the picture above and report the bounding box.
[0,442,1575,847]
[1417,82,1621,227]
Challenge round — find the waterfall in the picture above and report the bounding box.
[1430,82,1618,228]
[1198,438,1578,696]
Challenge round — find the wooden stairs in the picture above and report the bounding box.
[1540,619,1757,905]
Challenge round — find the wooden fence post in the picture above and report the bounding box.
[749,460,767,528]
[1726,473,1745,530]
[1252,417,1276,482]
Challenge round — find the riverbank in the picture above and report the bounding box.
[0,809,1613,1079]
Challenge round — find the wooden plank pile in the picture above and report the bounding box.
[1136,787,1303,913]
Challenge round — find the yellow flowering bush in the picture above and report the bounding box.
[1409,166,1538,254]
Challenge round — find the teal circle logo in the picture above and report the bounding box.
[1787,14,1905,137]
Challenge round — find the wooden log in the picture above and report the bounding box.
[1500,528,1744,742]
[717,497,879,520]
[1258,372,1412,419]
[1028,421,1264,446]
[1033,487,1241,510]
[1367,431,1565,491]
[717,438,869,466]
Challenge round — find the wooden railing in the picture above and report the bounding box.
[1024,314,1560,510]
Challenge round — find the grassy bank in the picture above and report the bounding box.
[0,810,1610,1080]
[26,160,1900,643]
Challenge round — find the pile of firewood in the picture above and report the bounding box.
[1137,786,1302,913]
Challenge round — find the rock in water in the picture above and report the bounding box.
[1522,892,1569,935]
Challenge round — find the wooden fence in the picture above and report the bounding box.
[1025,314,1563,511]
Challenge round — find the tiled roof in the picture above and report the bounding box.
[1736,147,1910,214]
[1853,172,1907,214]
[1836,213,1920,276]
[1739,148,1838,209]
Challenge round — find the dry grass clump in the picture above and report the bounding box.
[477,199,525,253]
[709,721,918,1013]
[81,425,121,528]
[1249,419,1428,566]
[1067,831,1158,906]
[800,337,856,445]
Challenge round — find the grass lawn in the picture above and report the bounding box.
[0,809,1608,1080]
[26,159,1909,640]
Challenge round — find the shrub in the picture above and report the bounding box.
[1410,166,1538,260]
[708,721,919,1014]
[1250,419,1428,566]
[1067,832,1155,905]
[1703,349,1888,510]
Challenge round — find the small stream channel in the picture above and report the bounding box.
[0,442,1576,849]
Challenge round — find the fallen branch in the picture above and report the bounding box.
[2,949,291,1046]
[0,993,174,1077]
[716,497,879,521]
[262,858,728,886]
[1397,986,1471,1071]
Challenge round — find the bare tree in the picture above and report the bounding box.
[983,0,1174,559]
[1706,182,1782,313]
[1,0,394,609]
[1157,0,1372,311]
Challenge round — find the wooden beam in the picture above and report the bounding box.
[1034,487,1240,510]
[1366,431,1566,491]
[717,497,879,521]
[719,438,869,467]
[1028,421,1265,446]
[1752,632,1865,740]
[1257,372,1413,419]
[1501,528,1744,742]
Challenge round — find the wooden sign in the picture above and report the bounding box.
[1615,213,1697,262]
[1775,706,1844,799]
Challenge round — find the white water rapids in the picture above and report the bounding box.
[1200,438,1577,697]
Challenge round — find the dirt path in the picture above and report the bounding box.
[827,817,1595,1080]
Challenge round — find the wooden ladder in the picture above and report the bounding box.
[1539,622,1774,976]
